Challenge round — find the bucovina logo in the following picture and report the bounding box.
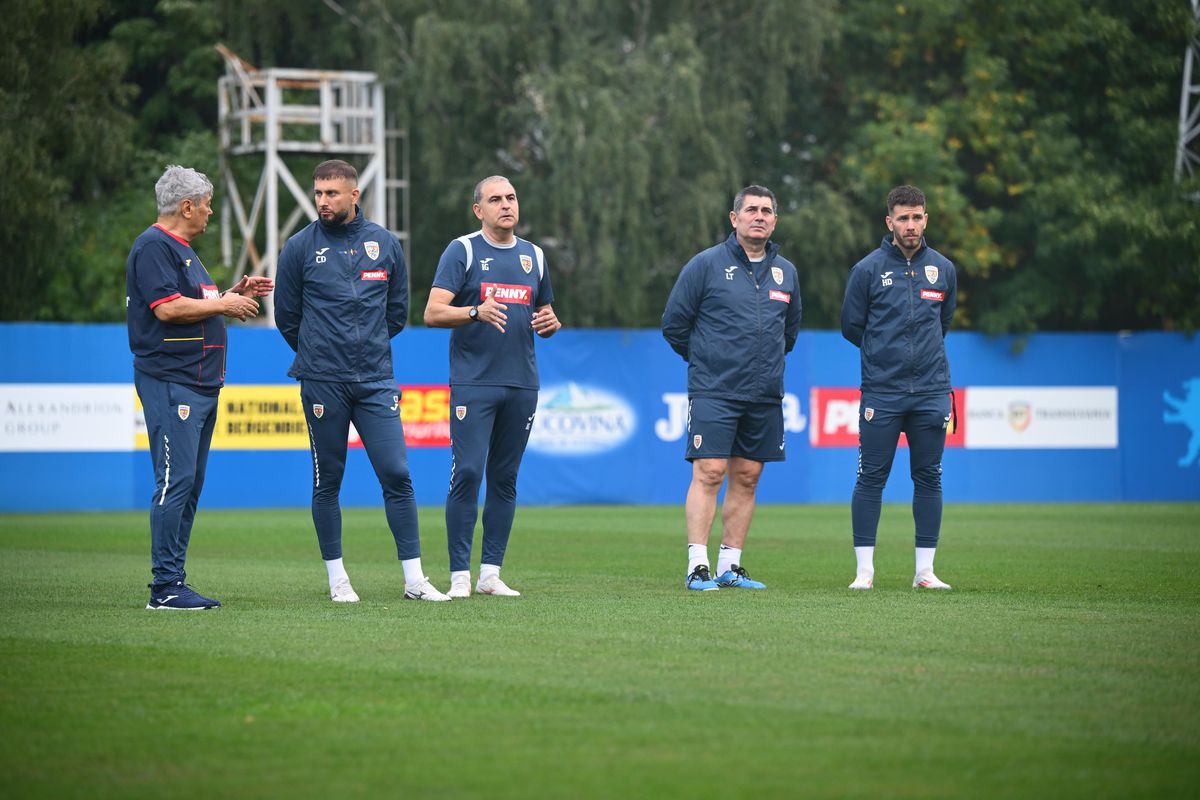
[527,383,636,455]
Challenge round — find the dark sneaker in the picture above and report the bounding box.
[686,565,719,591]
[147,581,221,610]
[715,565,767,589]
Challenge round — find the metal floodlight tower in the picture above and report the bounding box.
[1176,0,1200,189]
[216,45,409,322]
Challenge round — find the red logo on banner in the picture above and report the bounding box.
[481,283,531,304]
[769,290,791,303]
[808,388,861,447]
[348,385,450,449]
[360,270,387,281]
[920,289,945,301]
[808,388,965,448]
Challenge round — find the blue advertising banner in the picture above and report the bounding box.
[0,323,1196,511]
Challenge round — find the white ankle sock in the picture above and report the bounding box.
[325,557,349,589]
[401,557,425,586]
[855,546,875,575]
[479,563,500,581]
[915,547,936,575]
[716,545,742,576]
[450,569,470,584]
[687,543,708,574]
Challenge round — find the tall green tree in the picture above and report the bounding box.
[805,0,1200,332]
[5,0,369,322]
[0,0,135,321]
[382,0,835,325]
[7,0,1197,334]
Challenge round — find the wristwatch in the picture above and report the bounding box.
[468,305,479,322]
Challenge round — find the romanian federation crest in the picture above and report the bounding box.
[520,254,533,274]
[1008,402,1031,432]
[864,407,874,422]
[771,266,783,285]
[924,265,939,284]
[312,404,324,419]
[177,404,190,421]
[456,405,467,420]
[693,434,703,449]
[364,241,380,261]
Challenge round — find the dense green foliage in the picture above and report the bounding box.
[2,503,1199,796]
[3,0,1197,331]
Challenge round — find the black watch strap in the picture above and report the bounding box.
[468,305,479,321]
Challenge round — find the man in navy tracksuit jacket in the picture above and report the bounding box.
[127,164,271,610]
[424,175,561,599]
[275,159,449,603]
[840,184,957,591]
[662,185,802,592]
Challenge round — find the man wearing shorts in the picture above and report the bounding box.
[662,185,802,591]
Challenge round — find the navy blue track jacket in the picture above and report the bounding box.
[841,235,956,395]
[275,210,408,382]
[662,233,802,404]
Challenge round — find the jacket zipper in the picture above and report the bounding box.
[906,257,915,393]
[746,258,763,398]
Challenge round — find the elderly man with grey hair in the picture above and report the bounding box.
[126,164,272,610]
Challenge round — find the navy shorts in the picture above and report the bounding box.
[685,397,785,462]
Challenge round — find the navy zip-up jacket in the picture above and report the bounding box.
[841,235,956,395]
[662,233,802,403]
[275,209,408,381]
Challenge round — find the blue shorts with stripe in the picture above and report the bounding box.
[685,396,785,463]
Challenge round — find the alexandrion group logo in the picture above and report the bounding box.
[528,382,636,455]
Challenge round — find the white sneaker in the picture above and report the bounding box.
[330,577,359,603]
[476,574,521,596]
[447,574,472,599]
[848,572,874,590]
[913,570,952,590]
[404,577,451,602]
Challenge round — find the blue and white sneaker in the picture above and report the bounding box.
[715,565,767,590]
[686,565,720,591]
[146,581,221,610]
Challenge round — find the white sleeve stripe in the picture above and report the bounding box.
[533,243,545,281]
[456,235,474,273]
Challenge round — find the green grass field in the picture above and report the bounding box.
[2,503,1198,799]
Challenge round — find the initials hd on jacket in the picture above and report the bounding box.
[840,235,956,396]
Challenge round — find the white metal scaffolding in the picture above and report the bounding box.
[216,45,409,322]
[1176,0,1200,185]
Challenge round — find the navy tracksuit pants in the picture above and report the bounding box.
[300,379,420,561]
[851,391,952,548]
[135,370,219,588]
[445,385,537,572]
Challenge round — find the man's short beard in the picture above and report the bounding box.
[321,208,351,227]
